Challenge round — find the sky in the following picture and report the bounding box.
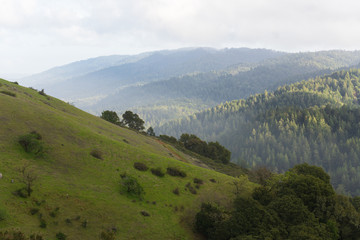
[1,0,360,78]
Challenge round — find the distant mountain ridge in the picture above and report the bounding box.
[21,47,283,100]
[20,48,360,128]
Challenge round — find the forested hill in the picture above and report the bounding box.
[88,50,360,126]
[157,69,360,195]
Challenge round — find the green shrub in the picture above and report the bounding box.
[56,232,67,240]
[167,167,187,178]
[194,178,204,184]
[38,89,46,96]
[133,162,148,171]
[173,188,180,195]
[0,90,16,97]
[39,218,47,228]
[90,149,103,159]
[30,208,39,215]
[100,230,116,240]
[0,230,44,240]
[18,132,44,156]
[151,167,165,177]
[121,176,144,198]
[0,209,7,221]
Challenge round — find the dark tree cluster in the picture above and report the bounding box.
[179,134,231,164]
[195,164,360,240]
[100,110,152,133]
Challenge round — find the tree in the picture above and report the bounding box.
[146,127,155,136]
[18,163,38,197]
[100,110,120,125]
[121,111,145,131]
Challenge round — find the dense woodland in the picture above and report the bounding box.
[158,69,360,195]
[195,164,360,239]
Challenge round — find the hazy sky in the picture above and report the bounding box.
[1,0,360,77]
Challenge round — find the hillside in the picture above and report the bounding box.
[0,79,252,239]
[157,69,360,196]
[85,50,360,126]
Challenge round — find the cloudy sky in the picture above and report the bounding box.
[1,0,360,78]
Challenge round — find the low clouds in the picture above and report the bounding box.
[1,0,360,76]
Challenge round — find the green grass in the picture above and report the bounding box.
[0,79,255,239]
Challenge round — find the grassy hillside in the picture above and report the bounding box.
[0,79,253,239]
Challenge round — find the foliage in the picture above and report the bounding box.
[18,163,38,197]
[195,164,360,239]
[38,89,46,96]
[0,90,16,97]
[166,167,187,178]
[0,230,44,240]
[160,69,360,195]
[133,162,148,171]
[18,132,44,156]
[121,111,145,131]
[179,134,231,164]
[0,209,7,221]
[150,167,165,177]
[100,230,115,240]
[90,149,103,160]
[146,127,155,136]
[55,232,67,240]
[120,175,144,198]
[100,110,120,125]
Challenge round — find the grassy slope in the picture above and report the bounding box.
[0,79,253,239]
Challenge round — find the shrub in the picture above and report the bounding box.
[30,208,39,215]
[18,132,44,155]
[194,178,204,185]
[173,187,180,195]
[0,90,16,97]
[167,167,187,178]
[185,183,197,195]
[133,162,149,171]
[0,209,7,221]
[121,176,144,198]
[100,230,116,240]
[90,149,103,160]
[140,211,150,217]
[81,220,88,228]
[39,218,47,228]
[210,179,216,183]
[151,167,165,177]
[38,89,46,96]
[0,230,44,240]
[56,232,67,240]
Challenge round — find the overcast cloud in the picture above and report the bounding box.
[1,0,360,77]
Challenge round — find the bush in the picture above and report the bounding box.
[18,132,44,155]
[39,218,47,228]
[38,89,46,96]
[30,208,39,215]
[140,211,150,217]
[0,90,16,97]
[167,167,187,178]
[151,167,165,177]
[100,230,116,240]
[121,176,144,198]
[173,187,180,195]
[194,178,204,184]
[90,149,103,160]
[0,209,7,221]
[56,232,67,240]
[133,162,149,171]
